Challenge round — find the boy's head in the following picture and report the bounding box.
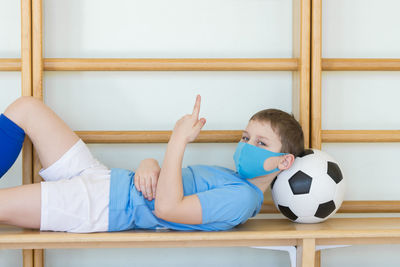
[249,109,304,157]
[235,109,304,179]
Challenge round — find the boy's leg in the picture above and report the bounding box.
[0,183,41,229]
[3,96,80,170]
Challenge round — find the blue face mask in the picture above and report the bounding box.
[233,142,287,179]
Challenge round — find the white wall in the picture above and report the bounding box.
[1,0,400,266]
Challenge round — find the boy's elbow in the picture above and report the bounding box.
[154,201,174,220]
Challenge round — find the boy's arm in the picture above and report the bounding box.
[154,95,206,224]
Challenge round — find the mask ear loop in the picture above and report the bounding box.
[263,153,289,175]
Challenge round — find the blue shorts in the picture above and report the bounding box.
[0,114,25,178]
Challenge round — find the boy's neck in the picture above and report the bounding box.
[247,173,279,193]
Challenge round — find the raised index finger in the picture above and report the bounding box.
[192,94,201,118]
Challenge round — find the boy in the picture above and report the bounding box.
[0,95,303,232]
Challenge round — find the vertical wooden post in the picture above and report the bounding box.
[32,0,43,184]
[21,0,32,98]
[21,1,36,267]
[310,0,322,263]
[21,0,33,185]
[292,0,311,149]
[297,239,316,267]
[23,250,34,267]
[32,0,43,101]
[32,0,45,266]
[311,0,322,149]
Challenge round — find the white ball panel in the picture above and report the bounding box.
[271,178,292,207]
[289,195,319,217]
[310,174,336,203]
[296,216,324,224]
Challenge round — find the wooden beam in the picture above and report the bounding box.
[322,130,400,143]
[0,59,21,71]
[21,0,32,96]
[23,249,33,267]
[297,239,316,267]
[322,58,400,71]
[292,0,311,149]
[32,0,43,100]
[43,58,299,71]
[311,0,322,150]
[76,130,242,144]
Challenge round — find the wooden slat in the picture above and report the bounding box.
[32,0,43,100]
[43,58,299,71]
[21,0,33,186]
[22,137,33,185]
[33,249,43,267]
[76,130,242,144]
[21,0,32,96]
[32,0,44,186]
[297,239,316,267]
[21,2,35,266]
[322,58,400,71]
[311,0,322,150]
[32,1,45,266]
[2,218,400,249]
[292,0,311,149]
[23,249,33,267]
[0,59,21,71]
[260,200,400,214]
[322,130,400,143]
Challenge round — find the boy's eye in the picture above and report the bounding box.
[241,136,249,142]
[258,141,266,146]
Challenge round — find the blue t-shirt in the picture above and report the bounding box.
[108,165,264,231]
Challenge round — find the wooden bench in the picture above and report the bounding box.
[2,217,400,267]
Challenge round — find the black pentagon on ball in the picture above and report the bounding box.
[270,177,277,190]
[289,171,313,195]
[298,149,314,158]
[278,205,298,221]
[314,200,336,218]
[327,161,343,184]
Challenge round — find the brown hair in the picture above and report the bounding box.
[250,109,304,157]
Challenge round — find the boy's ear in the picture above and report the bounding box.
[279,154,295,171]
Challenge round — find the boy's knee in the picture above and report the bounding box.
[4,96,41,130]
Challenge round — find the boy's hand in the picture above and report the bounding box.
[134,158,161,200]
[171,95,206,144]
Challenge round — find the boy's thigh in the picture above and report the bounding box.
[39,139,108,182]
[0,183,41,229]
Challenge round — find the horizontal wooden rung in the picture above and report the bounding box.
[44,58,299,71]
[0,59,21,71]
[260,200,400,214]
[322,58,400,71]
[322,130,400,143]
[76,130,242,143]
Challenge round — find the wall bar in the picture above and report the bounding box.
[77,130,242,144]
[292,0,311,149]
[322,58,400,71]
[43,58,299,71]
[322,130,400,143]
[311,0,322,150]
[0,59,21,71]
[77,130,400,145]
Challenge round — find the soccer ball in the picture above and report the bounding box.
[271,149,345,223]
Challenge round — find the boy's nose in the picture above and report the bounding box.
[247,139,256,146]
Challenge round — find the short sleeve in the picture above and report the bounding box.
[196,185,258,225]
